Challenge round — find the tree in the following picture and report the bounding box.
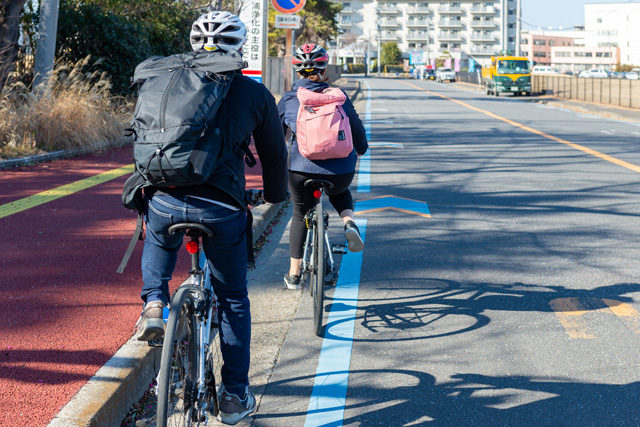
[0,0,28,92]
[435,50,452,68]
[380,41,401,66]
[56,0,209,93]
[268,0,341,57]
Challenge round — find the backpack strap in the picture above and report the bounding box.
[117,214,144,274]
[242,138,257,167]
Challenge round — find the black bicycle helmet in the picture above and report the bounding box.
[292,44,329,75]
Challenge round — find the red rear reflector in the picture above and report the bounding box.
[186,241,199,254]
[313,190,322,199]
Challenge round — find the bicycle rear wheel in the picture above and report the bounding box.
[205,306,223,417]
[312,203,325,337]
[157,286,199,427]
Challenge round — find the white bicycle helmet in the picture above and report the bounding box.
[190,11,247,52]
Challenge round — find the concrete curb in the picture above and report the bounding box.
[0,139,130,170]
[46,199,288,427]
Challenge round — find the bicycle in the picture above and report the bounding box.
[154,189,263,426]
[300,179,347,337]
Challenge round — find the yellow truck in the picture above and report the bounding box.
[481,56,531,96]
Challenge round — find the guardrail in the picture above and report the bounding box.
[533,75,640,109]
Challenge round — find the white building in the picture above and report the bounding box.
[331,0,521,69]
[584,3,640,66]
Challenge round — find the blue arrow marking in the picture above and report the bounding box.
[355,195,431,217]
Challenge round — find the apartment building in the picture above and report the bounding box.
[331,0,521,68]
[520,27,621,73]
[520,32,573,66]
[551,45,620,73]
[584,3,640,66]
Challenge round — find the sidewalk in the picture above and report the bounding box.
[36,78,361,427]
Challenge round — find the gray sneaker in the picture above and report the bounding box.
[133,301,165,341]
[284,274,301,290]
[218,385,256,425]
[344,220,364,252]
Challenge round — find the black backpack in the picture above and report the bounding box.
[117,49,258,274]
[125,49,246,187]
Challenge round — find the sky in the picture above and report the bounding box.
[521,0,640,30]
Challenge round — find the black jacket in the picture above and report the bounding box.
[123,73,288,210]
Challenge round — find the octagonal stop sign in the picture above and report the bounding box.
[271,0,305,14]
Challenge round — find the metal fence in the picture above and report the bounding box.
[265,57,342,95]
[456,71,482,85]
[532,75,640,109]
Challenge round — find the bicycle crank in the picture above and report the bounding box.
[331,244,348,254]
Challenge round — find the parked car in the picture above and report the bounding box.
[531,65,561,75]
[578,69,609,78]
[423,68,436,80]
[625,72,639,80]
[609,71,626,79]
[436,67,456,82]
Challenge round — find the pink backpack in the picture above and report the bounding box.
[295,87,353,160]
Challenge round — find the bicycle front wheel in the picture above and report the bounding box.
[157,286,199,427]
[312,203,325,337]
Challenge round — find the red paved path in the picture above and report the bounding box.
[0,146,264,426]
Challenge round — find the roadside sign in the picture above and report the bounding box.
[239,0,267,83]
[275,14,301,29]
[409,52,424,65]
[271,0,305,14]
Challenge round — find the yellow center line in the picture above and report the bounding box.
[401,81,640,174]
[0,164,134,219]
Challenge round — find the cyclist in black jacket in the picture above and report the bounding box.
[278,44,368,290]
[127,11,287,425]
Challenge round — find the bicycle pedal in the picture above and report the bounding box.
[147,339,163,348]
[331,244,348,254]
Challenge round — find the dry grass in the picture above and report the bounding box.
[0,56,131,160]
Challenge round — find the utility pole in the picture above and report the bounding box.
[376,7,381,76]
[32,0,60,93]
[367,29,372,77]
[516,0,522,56]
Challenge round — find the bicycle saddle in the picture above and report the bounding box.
[168,223,214,238]
[304,179,334,190]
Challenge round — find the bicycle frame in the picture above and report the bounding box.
[301,195,336,280]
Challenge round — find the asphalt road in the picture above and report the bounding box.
[5,76,640,426]
[247,78,640,426]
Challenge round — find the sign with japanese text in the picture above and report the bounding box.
[271,0,305,14]
[275,14,301,29]
[409,52,424,65]
[239,0,267,83]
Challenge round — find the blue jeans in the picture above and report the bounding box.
[141,193,250,395]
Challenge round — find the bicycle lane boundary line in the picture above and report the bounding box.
[357,79,372,193]
[0,164,134,219]
[303,79,374,426]
[304,219,367,427]
[400,81,640,175]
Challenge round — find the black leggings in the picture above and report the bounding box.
[288,171,355,259]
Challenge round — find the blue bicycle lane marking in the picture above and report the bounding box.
[304,219,367,427]
[304,79,372,426]
[357,80,372,194]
